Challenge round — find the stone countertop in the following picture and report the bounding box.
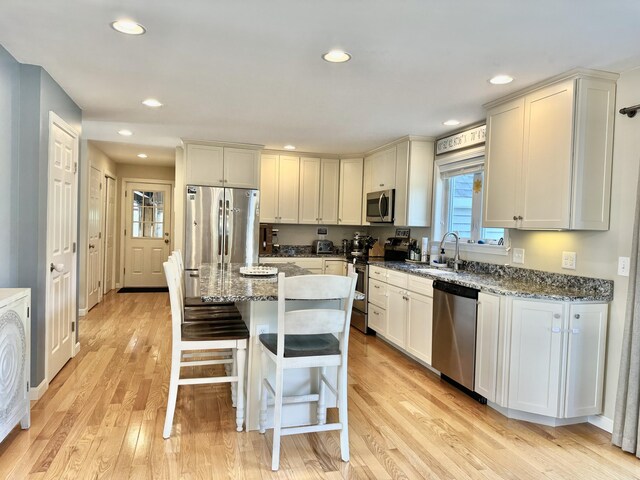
[259,253,347,259]
[368,260,613,302]
[199,263,364,302]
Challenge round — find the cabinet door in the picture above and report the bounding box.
[259,154,279,223]
[564,304,607,417]
[371,147,397,190]
[483,98,524,228]
[319,159,339,224]
[292,258,323,273]
[386,286,407,348]
[224,148,260,189]
[406,292,433,364]
[368,303,387,335]
[324,260,346,275]
[509,299,564,417]
[277,156,300,223]
[475,293,500,402]
[186,144,224,186]
[338,158,363,225]
[361,156,373,226]
[368,278,387,308]
[520,80,574,229]
[298,157,321,224]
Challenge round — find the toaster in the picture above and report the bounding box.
[312,240,334,254]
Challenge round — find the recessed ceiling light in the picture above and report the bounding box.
[322,50,351,63]
[137,153,148,159]
[111,20,146,35]
[142,98,163,108]
[489,74,514,85]
[283,145,296,150]
[443,119,461,126]
[118,129,133,136]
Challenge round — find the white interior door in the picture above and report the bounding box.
[124,182,173,287]
[87,166,102,310]
[47,113,78,382]
[103,176,116,293]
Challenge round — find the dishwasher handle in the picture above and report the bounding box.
[433,280,479,300]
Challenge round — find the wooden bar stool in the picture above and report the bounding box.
[163,261,249,437]
[258,272,357,470]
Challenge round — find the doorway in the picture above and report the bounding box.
[103,176,116,294]
[122,181,173,287]
[87,166,102,310]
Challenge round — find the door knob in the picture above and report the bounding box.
[50,263,64,273]
[164,239,170,244]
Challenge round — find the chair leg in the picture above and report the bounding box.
[235,345,246,432]
[337,364,350,462]
[259,349,268,434]
[163,347,181,439]
[231,348,237,407]
[271,366,284,471]
[317,366,327,425]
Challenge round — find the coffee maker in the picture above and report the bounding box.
[384,228,416,261]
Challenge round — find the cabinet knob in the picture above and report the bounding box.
[518,215,523,220]
[513,216,518,221]
[553,313,561,319]
[574,314,580,319]
[219,179,224,183]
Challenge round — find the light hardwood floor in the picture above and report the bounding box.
[1,291,639,479]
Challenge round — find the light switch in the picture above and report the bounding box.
[618,257,631,277]
[562,251,576,270]
[512,248,525,264]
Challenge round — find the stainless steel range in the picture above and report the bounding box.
[350,257,369,333]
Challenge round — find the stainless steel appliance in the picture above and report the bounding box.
[366,189,395,223]
[383,228,415,261]
[350,259,369,334]
[312,240,334,254]
[185,185,259,269]
[432,280,479,391]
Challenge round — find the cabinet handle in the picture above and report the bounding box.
[551,327,561,333]
[574,314,580,319]
[374,285,380,289]
[571,328,581,334]
[379,184,384,187]
[553,313,561,319]
[339,218,342,222]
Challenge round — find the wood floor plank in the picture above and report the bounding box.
[2,290,639,479]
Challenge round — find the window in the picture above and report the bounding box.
[433,146,508,254]
[131,190,165,238]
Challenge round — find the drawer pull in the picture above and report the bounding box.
[553,313,561,319]
[551,327,561,333]
[574,314,580,319]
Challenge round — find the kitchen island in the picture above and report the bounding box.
[198,263,358,431]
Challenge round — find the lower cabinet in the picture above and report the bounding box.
[474,292,501,403]
[324,259,347,275]
[259,257,346,275]
[406,291,433,364]
[386,286,408,348]
[368,302,387,334]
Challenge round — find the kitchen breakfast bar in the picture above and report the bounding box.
[195,262,360,431]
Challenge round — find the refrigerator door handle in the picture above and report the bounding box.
[225,200,230,257]
[218,199,223,256]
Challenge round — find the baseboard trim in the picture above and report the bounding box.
[29,378,48,401]
[73,341,81,356]
[115,283,121,289]
[78,308,88,317]
[588,415,614,433]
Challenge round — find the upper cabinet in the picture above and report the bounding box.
[338,158,363,225]
[298,158,339,224]
[184,142,261,189]
[260,154,300,224]
[483,71,617,230]
[367,147,397,191]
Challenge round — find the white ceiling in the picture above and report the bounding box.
[91,141,175,167]
[2,0,640,155]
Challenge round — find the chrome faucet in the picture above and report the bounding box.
[438,231,462,271]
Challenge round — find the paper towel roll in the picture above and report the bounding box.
[421,237,429,262]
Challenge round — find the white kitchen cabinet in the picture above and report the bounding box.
[361,156,373,226]
[298,158,339,225]
[185,143,260,188]
[509,299,565,417]
[368,278,387,308]
[475,292,501,403]
[368,302,387,335]
[386,285,407,348]
[368,147,396,191]
[394,140,435,227]
[406,291,433,364]
[483,72,616,230]
[338,158,363,225]
[260,154,300,223]
[564,303,608,417]
[324,259,346,275]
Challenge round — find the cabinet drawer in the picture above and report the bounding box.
[369,279,387,308]
[408,275,433,297]
[368,303,387,334]
[386,270,408,288]
[369,266,388,282]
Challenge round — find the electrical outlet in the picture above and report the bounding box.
[512,248,525,264]
[618,257,630,277]
[562,251,577,270]
[255,324,269,344]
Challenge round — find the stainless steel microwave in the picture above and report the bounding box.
[366,189,395,223]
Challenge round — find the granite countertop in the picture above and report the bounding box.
[199,263,364,302]
[368,260,614,302]
[260,253,346,259]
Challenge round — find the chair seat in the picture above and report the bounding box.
[182,320,250,341]
[185,297,234,308]
[259,333,340,358]
[184,306,242,322]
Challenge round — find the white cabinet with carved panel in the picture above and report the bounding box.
[368,302,387,336]
[474,292,501,403]
[0,289,31,443]
[298,158,339,225]
[385,285,408,349]
[223,147,260,188]
[338,158,363,225]
[323,259,346,275]
[394,139,434,227]
[259,154,300,223]
[185,143,260,188]
[368,147,397,191]
[406,290,433,365]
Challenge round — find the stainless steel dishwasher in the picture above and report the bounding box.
[432,280,479,393]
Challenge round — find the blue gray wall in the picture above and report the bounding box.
[0,44,82,387]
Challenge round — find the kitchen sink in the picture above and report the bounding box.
[414,267,455,274]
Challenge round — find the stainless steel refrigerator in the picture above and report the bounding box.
[184,185,259,270]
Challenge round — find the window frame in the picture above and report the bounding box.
[432,145,510,256]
